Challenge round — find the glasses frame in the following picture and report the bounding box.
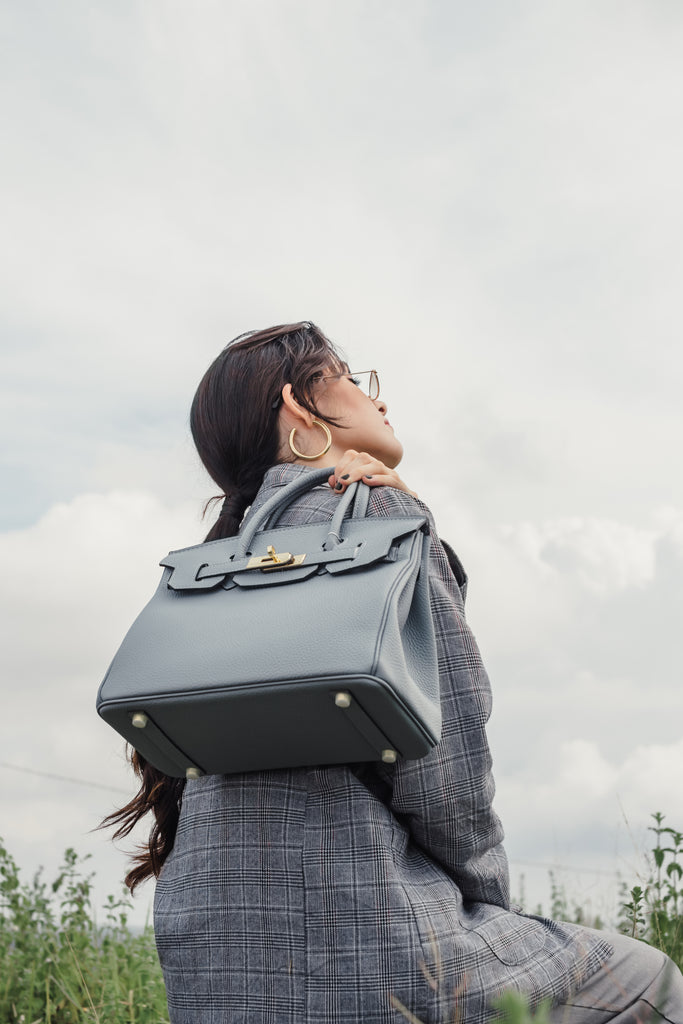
[319,369,380,401]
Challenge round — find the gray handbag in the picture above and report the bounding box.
[97,468,441,779]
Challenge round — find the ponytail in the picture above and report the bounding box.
[99,749,185,892]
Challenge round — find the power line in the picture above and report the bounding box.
[0,761,643,881]
[508,858,619,879]
[0,760,130,795]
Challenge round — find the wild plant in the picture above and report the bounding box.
[0,837,169,1023]
[491,992,552,1024]
[619,811,683,968]
[547,871,604,931]
[3,813,682,1023]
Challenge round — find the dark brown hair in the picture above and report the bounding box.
[101,321,345,891]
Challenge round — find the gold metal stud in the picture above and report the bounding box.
[334,692,352,708]
[131,712,148,729]
[185,766,203,780]
[381,749,398,763]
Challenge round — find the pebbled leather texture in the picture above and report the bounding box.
[97,473,441,777]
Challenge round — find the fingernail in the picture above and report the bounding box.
[341,474,350,480]
[364,475,373,480]
[334,482,343,491]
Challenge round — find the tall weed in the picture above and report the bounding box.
[0,838,169,1023]
[619,811,683,968]
[3,814,682,1023]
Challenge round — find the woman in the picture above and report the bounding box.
[106,322,683,1023]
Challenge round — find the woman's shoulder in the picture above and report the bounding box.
[366,484,436,528]
[254,466,433,523]
[248,463,340,527]
[368,486,468,598]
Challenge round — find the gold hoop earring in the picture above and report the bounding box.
[288,418,332,460]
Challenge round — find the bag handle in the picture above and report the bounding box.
[324,480,370,548]
[236,468,372,557]
[236,467,331,556]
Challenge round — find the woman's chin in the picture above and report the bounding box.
[382,438,404,469]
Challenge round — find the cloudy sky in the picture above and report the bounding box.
[2,0,682,927]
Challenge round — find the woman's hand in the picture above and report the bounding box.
[329,450,418,498]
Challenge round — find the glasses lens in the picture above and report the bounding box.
[343,370,380,399]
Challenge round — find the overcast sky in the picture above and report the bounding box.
[2,0,682,927]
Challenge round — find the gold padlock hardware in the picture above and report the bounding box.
[246,545,306,573]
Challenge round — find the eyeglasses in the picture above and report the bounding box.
[271,368,381,410]
[320,369,380,401]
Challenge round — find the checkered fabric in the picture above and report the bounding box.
[154,463,612,1023]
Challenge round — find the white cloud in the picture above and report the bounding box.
[0,489,206,923]
[0,491,201,679]
[501,517,658,595]
[0,490,202,777]
[497,736,683,872]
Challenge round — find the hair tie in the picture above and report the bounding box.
[219,493,245,519]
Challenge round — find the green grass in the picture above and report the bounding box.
[2,813,682,1023]
[618,811,683,967]
[0,839,169,1023]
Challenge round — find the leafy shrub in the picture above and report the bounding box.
[619,811,683,970]
[0,838,169,1023]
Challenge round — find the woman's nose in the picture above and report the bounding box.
[374,397,388,416]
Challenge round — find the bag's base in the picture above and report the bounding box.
[98,674,438,778]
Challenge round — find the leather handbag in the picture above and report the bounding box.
[96,468,441,778]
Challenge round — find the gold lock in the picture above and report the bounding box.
[246,545,306,572]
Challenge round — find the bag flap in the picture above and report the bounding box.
[160,516,427,591]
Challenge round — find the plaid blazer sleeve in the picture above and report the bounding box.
[367,485,511,909]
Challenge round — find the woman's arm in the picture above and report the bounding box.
[367,483,511,909]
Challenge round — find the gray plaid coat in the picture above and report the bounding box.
[154,463,613,1023]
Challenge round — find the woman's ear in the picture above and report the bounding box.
[280,384,314,428]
